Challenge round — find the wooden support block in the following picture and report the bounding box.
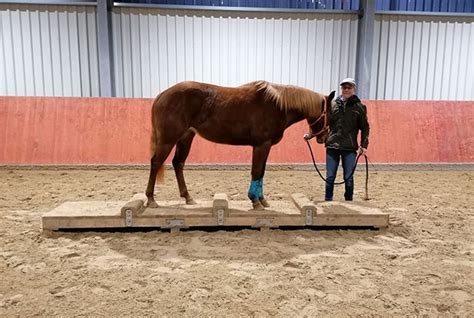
[291,193,317,225]
[213,193,229,211]
[291,193,317,213]
[213,193,229,225]
[120,193,146,217]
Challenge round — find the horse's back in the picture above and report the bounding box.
[154,81,258,110]
[160,80,258,95]
[152,81,209,110]
[151,81,238,126]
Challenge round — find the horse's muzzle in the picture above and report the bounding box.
[316,136,327,144]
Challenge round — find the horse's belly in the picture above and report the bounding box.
[194,126,253,145]
[192,109,285,146]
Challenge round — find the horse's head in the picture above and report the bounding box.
[306,90,335,144]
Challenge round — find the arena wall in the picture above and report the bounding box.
[1,97,472,165]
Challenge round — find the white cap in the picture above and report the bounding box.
[339,78,356,87]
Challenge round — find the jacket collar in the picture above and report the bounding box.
[336,95,361,106]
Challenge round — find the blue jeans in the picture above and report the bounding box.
[325,148,357,201]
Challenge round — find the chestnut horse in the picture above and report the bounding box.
[146,81,335,210]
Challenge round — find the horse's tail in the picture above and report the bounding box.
[150,95,165,184]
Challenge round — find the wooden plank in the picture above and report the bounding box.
[42,194,390,231]
[42,201,125,230]
[228,200,300,215]
[313,201,389,228]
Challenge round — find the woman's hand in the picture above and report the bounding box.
[358,147,367,155]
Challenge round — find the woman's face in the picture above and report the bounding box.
[341,84,355,99]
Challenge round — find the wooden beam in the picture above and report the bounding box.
[42,194,389,231]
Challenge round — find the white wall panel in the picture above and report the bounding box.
[2,4,470,100]
[371,14,474,100]
[0,4,100,96]
[112,7,359,98]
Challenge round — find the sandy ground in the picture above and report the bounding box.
[0,168,473,317]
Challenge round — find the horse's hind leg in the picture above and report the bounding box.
[145,142,175,208]
[172,129,196,204]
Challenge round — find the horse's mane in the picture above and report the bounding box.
[251,80,324,115]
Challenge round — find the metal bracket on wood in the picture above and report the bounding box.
[124,209,133,227]
[305,209,313,225]
[217,208,225,226]
[165,219,185,228]
[254,218,273,227]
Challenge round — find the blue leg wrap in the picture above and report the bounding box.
[248,179,259,201]
[258,178,264,200]
[248,178,264,201]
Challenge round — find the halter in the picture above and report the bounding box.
[307,97,329,139]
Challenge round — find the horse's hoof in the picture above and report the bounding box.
[260,199,270,207]
[252,201,265,210]
[147,200,159,208]
[186,198,197,205]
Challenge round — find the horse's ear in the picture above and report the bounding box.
[328,90,336,101]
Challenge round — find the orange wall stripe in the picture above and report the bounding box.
[0,97,472,164]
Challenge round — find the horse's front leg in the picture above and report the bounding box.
[249,142,272,210]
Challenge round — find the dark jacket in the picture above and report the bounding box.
[325,95,370,151]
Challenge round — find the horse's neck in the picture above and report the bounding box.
[285,109,306,128]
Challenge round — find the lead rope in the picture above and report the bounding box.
[305,139,370,200]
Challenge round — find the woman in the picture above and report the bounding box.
[324,78,370,201]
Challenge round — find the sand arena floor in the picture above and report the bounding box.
[0,169,473,316]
